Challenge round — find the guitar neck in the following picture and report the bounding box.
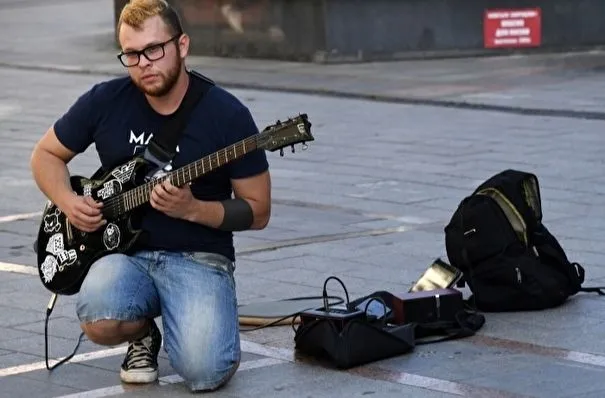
[118,135,259,214]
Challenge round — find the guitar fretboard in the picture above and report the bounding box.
[113,136,258,215]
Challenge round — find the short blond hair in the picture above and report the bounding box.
[118,0,183,35]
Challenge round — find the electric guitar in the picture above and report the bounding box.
[36,114,313,295]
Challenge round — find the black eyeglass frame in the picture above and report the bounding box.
[117,34,181,67]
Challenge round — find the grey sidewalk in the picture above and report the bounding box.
[2,0,605,397]
[5,67,605,398]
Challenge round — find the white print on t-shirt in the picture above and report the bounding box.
[129,130,180,155]
[130,130,153,146]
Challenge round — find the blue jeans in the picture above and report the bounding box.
[76,250,240,391]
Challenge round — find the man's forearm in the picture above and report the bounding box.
[184,200,225,229]
[184,198,268,230]
[30,150,75,209]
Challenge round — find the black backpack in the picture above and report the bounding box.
[444,169,604,312]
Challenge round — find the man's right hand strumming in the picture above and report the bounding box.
[60,193,106,233]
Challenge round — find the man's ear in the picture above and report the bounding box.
[178,34,190,58]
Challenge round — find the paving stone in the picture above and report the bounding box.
[0,271,31,283]
[342,255,441,289]
[234,274,324,302]
[0,304,47,328]
[479,313,605,355]
[1,374,80,398]
[464,359,605,398]
[234,257,313,276]
[21,361,123,393]
[380,340,544,382]
[568,391,605,398]
[233,235,275,251]
[239,253,379,275]
[0,350,41,367]
[0,326,39,343]
[14,317,83,340]
[0,273,47,295]
[121,362,462,398]
[0,251,37,267]
[0,332,98,358]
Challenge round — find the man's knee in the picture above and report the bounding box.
[175,355,240,392]
[81,319,148,346]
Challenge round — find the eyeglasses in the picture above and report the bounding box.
[117,35,180,67]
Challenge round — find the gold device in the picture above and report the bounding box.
[410,258,463,292]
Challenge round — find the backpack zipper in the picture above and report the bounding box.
[515,267,522,284]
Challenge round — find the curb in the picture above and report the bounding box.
[3,62,605,121]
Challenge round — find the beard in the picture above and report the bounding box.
[134,56,182,97]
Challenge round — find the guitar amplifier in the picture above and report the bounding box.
[387,288,464,325]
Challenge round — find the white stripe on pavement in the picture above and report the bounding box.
[0,346,128,378]
[0,339,292,379]
[0,211,42,223]
[0,261,37,275]
[0,103,20,120]
[54,357,285,398]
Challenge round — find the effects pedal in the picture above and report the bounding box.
[300,305,366,331]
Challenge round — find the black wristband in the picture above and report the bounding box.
[218,198,254,231]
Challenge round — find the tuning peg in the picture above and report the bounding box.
[280,148,284,157]
[302,142,308,150]
[291,145,295,153]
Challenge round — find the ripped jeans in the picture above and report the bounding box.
[76,250,240,391]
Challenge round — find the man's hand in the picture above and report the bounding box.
[61,194,105,232]
[150,179,196,220]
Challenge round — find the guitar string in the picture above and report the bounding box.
[102,139,253,214]
[100,121,307,216]
[100,136,260,216]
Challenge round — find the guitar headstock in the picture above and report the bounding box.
[256,114,314,156]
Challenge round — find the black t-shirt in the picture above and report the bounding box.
[53,71,269,261]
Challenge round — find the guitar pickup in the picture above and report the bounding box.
[65,218,74,245]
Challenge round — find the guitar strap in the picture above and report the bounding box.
[143,70,215,172]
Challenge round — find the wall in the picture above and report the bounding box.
[113,0,605,63]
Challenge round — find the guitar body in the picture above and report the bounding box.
[36,157,152,295]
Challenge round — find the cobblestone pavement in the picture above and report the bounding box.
[1,0,605,397]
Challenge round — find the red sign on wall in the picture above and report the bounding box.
[484,8,542,48]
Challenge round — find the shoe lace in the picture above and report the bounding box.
[125,336,154,369]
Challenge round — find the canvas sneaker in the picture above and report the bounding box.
[120,319,162,384]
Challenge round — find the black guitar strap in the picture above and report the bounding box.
[143,70,215,171]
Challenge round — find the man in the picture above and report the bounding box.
[29,0,271,392]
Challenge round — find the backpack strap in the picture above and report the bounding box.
[414,310,485,345]
[573,262,605,295]
[535,232,605,296]
[579,286,605,295]
[144,71,214,169]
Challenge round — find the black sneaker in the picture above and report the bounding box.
[120,319,162,384]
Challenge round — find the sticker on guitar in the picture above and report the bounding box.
[46,233,64,256]
[41,255,58,283]
[83,183,92,197]
[111,160,136,183]
[97,179,122,200]
[43,207,62,233]
[45,232,78,272]
[57,250,77,270]
[103,223,121,250]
